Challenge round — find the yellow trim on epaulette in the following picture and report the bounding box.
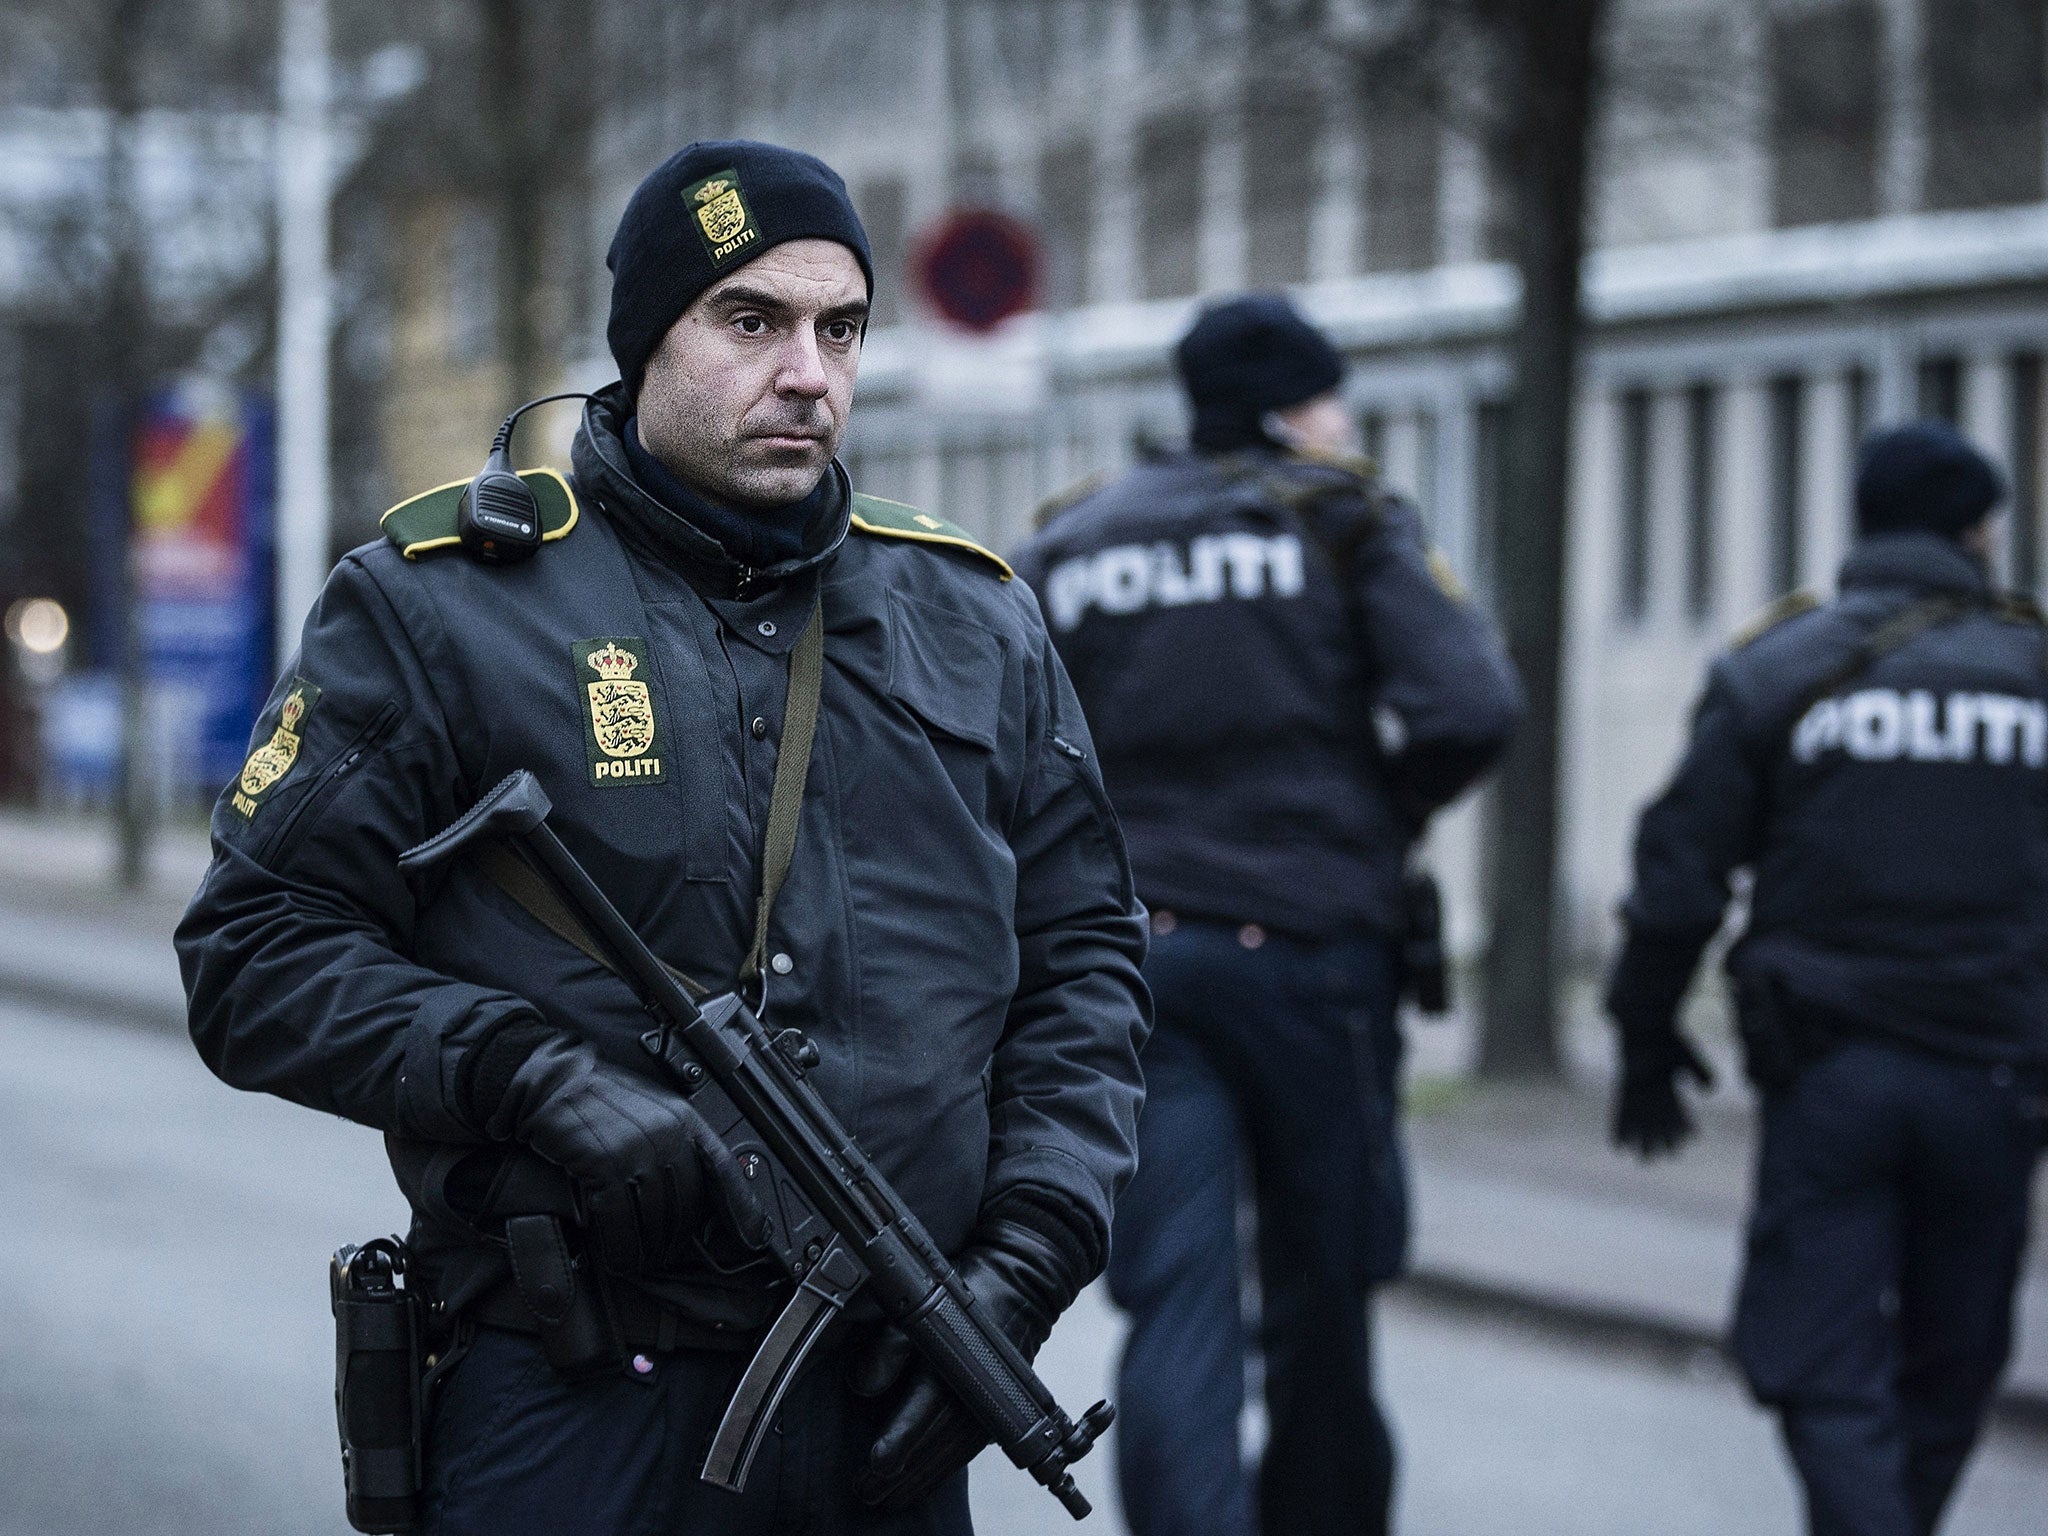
[378,467,580,560]
[1426,548,1467,601]
[849,494,1013,581]
[1731,589,1820,648]
[1030,471,1109,532]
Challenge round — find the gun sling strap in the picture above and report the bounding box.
[475,593,825,996]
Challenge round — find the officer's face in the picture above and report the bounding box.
[636,239,869,509]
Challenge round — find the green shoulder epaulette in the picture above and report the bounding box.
[848,493,1012,581]
[1731,589,1820,648]
[380,467,580,560]
[1029,472,1108,533]
[1994,592,2047,626]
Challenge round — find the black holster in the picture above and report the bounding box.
[504,1213,627,1379]
[1400,869,1451,1016]
[331,1237,425,1534]
[1735,977,1835,1093]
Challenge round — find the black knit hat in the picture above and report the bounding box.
[1855,420,2006,539]
[606,140,874,390]
[1174,294,1346,452]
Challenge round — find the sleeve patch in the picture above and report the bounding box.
[230,677,323,820]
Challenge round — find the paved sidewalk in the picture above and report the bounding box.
[1,806,2042,1422]
[0,810,205,1027]
[1399,1060,2048,1417]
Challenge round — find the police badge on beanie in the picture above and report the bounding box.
[1174,294,1346,453]
[1855,420,2006,540]
[606,140,875,391]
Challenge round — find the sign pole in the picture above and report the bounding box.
[274,0,332,671]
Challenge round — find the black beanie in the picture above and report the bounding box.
[1174,294,1346,452]
[1855,420,2006,539]
[606,140,874,391]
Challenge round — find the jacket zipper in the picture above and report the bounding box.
[258,701,403,863]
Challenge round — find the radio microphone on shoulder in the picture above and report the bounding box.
[460,393,595,564]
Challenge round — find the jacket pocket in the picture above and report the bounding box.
[258,701,403,866]
[884,589,1004,751]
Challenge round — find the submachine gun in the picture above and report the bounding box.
[398,769,1112,1519]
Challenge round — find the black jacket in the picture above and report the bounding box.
[1011,448,1521,938]
[1617,532,2048,1065]
[177,388,1151,1311]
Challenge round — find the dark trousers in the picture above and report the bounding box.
[1731,1038,2041,1536]
[1108,920,1404,1536]
[420,1328,971,1536]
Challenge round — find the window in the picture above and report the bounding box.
[1924,0,2047,211]
[1769,1,1881,227]
[1617,389,1653,623]
[1037,140,1094,311]
[2012,355,2043,590]
[1684,384,1717,623]
[855,178,907,328]
[1360,410,1387,468]
[1474,398,1511,605]
[1770,376,1806,596]
[1360,56,1439,273]
[1244,87,1320,287]
[1917,356,1962,423]
[1138,115,1204,300]
[1846,364,1874,449]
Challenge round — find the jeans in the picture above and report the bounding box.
[1108,918,1404,1536]
[420,1328,971,1536]
[1731,1038,2041,1536]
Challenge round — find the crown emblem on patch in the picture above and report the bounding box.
[694,178,732,205]
[587,642,639,680]
[280,690,306,731]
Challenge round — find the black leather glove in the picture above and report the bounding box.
[462,1019,768,1272]
[1612,1024,1716,1159]
[1605,925,1715,1159]
[849,1189,1098,1512]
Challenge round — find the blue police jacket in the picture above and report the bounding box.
[176,389,1151,1302]
[1011,448,1521,938]
[1621,531,2048,1065]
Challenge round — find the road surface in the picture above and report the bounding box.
[5,997,2043,1535]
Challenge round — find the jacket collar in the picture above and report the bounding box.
[570,382,849,598]
[1837,531,1991,600]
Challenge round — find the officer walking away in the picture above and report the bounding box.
[1013,294,1522,1536]
[177,139,1149,1535]
[1608,420,2048,1536]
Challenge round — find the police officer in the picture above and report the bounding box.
[1609,420,2048,1536]
[177,140,1149,1535]
[1012,295,1521,1536]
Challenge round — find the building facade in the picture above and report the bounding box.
[575,0,2048,972]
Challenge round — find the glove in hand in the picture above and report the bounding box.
[470,1023,769,1272]
[850,1192,1095,1512]
[1611,1026,1715,1159]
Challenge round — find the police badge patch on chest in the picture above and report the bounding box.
[231,678,322,819]
[574,638,666,785]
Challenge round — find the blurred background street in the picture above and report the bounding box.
[1,812,2044,1534]
[5,0,2048,1530]
[9,980,2046,1536]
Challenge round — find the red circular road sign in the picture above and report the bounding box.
[912,208,1041,334]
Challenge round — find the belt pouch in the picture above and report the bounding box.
[506,1213,624,1379]
[331,1239,424,1534]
